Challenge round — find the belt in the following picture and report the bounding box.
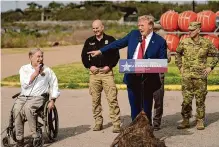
[20,93,48,98]
[20,95,34,97]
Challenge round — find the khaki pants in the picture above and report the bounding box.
[89,70,121,126]
[13,96,44,140]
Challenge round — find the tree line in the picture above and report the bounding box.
[1,1,219,22]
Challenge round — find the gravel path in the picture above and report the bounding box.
[1,87,219,147]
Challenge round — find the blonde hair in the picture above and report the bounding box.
[29,48,43,57]
[138,15,155,26]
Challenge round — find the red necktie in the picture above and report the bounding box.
[137,37,146,59]
[136,37,146,76]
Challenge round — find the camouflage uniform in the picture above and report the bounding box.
[175,22,219,122]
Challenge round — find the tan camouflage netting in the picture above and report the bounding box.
[111,111,166,147]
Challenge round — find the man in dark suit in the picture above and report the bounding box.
[88,15,167,124]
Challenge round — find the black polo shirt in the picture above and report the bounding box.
[81,33,120,69]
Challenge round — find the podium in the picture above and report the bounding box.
[119,59,168,114]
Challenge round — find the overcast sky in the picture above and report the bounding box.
[1,1,72,12]
[1,0,208,12]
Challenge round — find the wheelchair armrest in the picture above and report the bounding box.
[12,92,21,99]
[41,93,50,100]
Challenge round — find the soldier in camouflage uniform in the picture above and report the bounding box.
[175,22,219,130]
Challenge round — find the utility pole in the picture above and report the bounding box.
[15,1,18,10]
[192,0,195,12]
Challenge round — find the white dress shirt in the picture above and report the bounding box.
[19,64,60,99]
[133,32,153,59]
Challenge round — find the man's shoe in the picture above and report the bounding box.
[153,125,161,131]
[93,124,103,131]
[16,139,24,147]
[196,119,205,130]
[177,118,190,129]
[112,125,121,133]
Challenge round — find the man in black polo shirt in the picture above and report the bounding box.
[81,19,121,133]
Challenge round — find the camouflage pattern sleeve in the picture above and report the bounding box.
[207,41,219,70]
[175,41,184,70]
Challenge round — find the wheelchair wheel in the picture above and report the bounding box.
[7,111,17,142]
[43,101,59,142]
[11,128,17,142]
[2,136,10,147]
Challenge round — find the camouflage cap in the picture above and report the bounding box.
[188,21,201,31]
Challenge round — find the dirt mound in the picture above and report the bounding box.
[111,111,166,147]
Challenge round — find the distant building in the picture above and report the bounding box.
[112,5,138,22]
[41,9,53,21]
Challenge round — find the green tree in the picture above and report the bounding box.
[66,2,77,9]
[207,1,219,12]
[48,1,64,10]
[1,10,24,22]
[27,2,42,10]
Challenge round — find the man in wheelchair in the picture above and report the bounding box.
[13,48,60,147]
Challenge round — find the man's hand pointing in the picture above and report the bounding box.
[87,50,102,57]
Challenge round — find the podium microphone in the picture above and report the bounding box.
[39,63,44,72]
[39,63,45,76]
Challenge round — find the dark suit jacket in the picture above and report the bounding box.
[100,30,167,92]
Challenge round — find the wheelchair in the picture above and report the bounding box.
[2,92,59,147]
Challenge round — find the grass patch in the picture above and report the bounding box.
[52,63,90,83]
[1,31,73,48]
[2,62,219,90]
[105,24,137,39]
[1,23,136,48]
[3,75,20,82]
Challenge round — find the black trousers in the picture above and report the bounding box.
[153,76,164,126]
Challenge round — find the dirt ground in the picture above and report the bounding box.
[1,87,219,147]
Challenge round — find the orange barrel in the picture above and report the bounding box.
[164,34,180,52]
[180,34,190,41]
[178,11,197,32]
[203,35,219,50]
[197,10,216,32]
[160,10,179,31]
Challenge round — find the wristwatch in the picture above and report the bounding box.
[210,66,214,70]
